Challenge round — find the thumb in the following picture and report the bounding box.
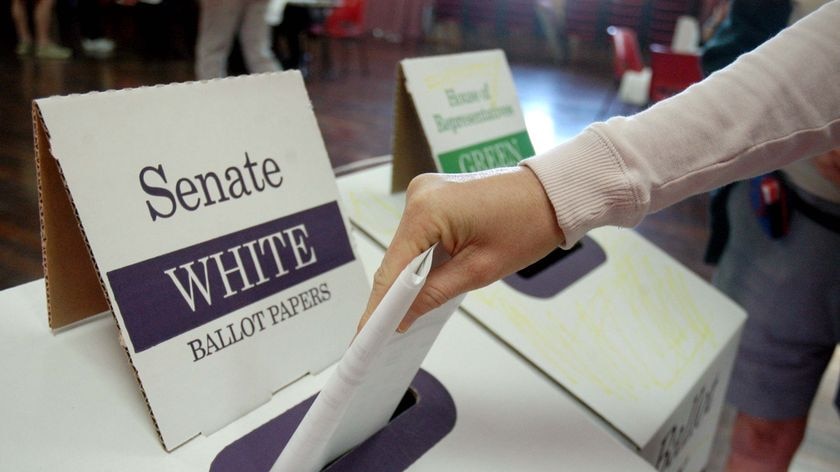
[356,237,434,333]
[356,258,404,333]
[397,254,481,332]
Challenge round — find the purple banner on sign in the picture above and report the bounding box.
[107,201,355,353]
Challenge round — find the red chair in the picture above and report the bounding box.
[648,0,695,45]
[310,0,369,76]
[648,43,702,102]
[600,26,645,118]
[606,26,644,82]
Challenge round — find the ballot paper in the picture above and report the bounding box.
[271,246,465,472]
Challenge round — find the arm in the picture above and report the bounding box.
[357,167,564,332]
[524,0,840,248]
[360,1,840,330]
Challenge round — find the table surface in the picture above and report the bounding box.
[0,229,655,471]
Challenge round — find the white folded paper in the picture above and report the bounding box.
[271,245,464,472]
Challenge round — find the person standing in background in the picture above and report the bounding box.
[356,4,839,472]
[11,0,72,59]
[700,1,840,470]
[273,4,311,71]
[195,0,281,80]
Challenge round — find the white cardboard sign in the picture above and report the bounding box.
[391,50,534,190]
[33,72,369,450]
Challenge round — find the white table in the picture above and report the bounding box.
[0,230,655,471]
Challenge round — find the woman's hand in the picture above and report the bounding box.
[357,166,565,333]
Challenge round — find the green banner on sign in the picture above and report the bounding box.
[437,131,535,173]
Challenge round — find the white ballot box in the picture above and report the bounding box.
[336,162,746,472]
[0,229,656,471]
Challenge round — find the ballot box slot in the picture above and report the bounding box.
[517,242,583,279]
[321,387,420,470]
[503,236,607,299]
[389,386,419,421]
[210,369,455,472]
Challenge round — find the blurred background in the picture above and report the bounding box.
[1,1,838,470]
[1,0,723,291]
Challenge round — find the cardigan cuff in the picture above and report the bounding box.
[521,128,644,248]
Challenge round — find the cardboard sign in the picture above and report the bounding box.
[32,72,369,451]
[391,50,534,191]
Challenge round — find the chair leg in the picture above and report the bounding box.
[357,38,369,76]
[320,36,333,78]
[340,40,350,76]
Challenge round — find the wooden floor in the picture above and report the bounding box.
[0,37,836,469]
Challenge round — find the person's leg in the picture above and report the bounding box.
[238,0,280,74]
[11,0,32,54]
[714,182,840,471]
[33,0,56,46]
[278,5,310,70]
[195,0,244,80]
[726,414,807,471]
[32,0,71,59]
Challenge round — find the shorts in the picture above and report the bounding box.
[713,181,840,419]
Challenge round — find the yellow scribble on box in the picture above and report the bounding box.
[348,190,401,239]
[421,59,503,108]
[480,249,716,402]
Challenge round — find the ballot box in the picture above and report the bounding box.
[336,162,746,472]
[0,228,657,471]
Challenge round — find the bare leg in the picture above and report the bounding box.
[725,412,807,472]
[11,0,32,45]
[239,0,280,74]
[28,0,71,59]
[33,0,56,46]
[195,0,244,80]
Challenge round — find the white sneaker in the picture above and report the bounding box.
[82,38,115,57]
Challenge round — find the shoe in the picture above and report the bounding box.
[81,38,115,58]
[35,43,72,60]
[15,41,32,56]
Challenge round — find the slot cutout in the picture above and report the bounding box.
[323,387,420,470]
[210,369,455,472]
[517,242,583,279]
[389,387,419,422]
[503,236,606,298]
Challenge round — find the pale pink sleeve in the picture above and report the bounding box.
[522,0,840,248]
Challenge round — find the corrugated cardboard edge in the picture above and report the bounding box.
[32,104,109,329]
[32,71,298,106]
[390,64,436,193]
[32,101,169,450]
